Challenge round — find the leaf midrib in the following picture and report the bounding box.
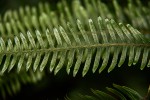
[1,43,150,55]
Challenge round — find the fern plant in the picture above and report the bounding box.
[0,0,150,99]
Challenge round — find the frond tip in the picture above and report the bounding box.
[0,17,149,76]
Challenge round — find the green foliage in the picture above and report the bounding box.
[0,0,150,38]
[0,70,44,99]
[66,84,143,100]
[0,0,149,99]
[0,16,149,76]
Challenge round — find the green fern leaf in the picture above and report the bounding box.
[0,17,149,77]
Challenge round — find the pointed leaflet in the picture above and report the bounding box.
[32,15,39,29]
[92,48,102,73]
[77,19,90,44]
[17,20,26,34]
[27,31,36,48]
[108,48,119,72]
[59,26,71,45]
[118,47,127,67]
[91,89,116,100]
[54,51,67,75]
[50,52,58,72]
[40,53,50,71]
[140,48,149,70]
[66,50,75,74]
[17,54,25,73]
[0,38,6,65]
[73,50,83,77]
[36,30,50,71]
[10,19,18,34]
[36,30,46,48]
[20,33,28,49]
[99,48,110,73]
[33,53,41,72]
[111,19,125,42]
[8,46,18,72]
[113,84,137,100]
[24,16,32,32]
[46,29,54,47]
[106,87,126,100]
[8,55,18,72]
[5,22,12,35]
[53,28,62,46]
[26,55,33,71]
[1,39,13,74]
[128,46,135,66]
[82,49,93,76]
[105,19,116,42]
[122,86,142,99]
[89,19,99,43]
[39,13,47,31]
[133,47,141,65]
[97,16,108,43]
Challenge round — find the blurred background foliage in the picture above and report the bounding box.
[0,0,148,14]
[0,0,149,100]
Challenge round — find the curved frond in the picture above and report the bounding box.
[0,17,149,76]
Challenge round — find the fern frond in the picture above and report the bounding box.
[0,17,149,76]
[66,84,143,100]
[0,0,149,99]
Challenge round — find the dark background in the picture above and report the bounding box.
[0,0,149,100]
[0,0,58,14]
[0,0,149,14]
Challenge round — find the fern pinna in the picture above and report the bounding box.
[0,17,149,77]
